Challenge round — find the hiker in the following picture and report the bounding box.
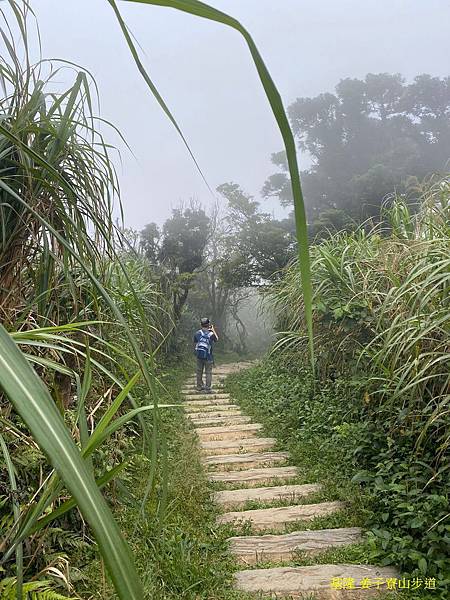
[194,317,219,393]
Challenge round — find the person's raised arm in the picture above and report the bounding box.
[211,324,219,341]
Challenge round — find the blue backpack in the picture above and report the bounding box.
[195,330,212,360]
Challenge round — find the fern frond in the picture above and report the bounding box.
[0,578,73,600]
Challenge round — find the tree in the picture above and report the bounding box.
[218,182,296,283]
[140,222,160,264]
[263,73,450,232]
[187,201,239,344]
[187,184,296,353]
[140,204,210,321]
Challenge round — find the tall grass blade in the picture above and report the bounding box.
[0,434,23,600]
[107,0,213,194]
[115,0,314,367]
[0,325,144,600]
[30,461,129,534]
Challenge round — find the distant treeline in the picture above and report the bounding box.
[263,73,450,235]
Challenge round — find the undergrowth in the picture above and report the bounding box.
[73,360,251,599]
[226,356,450,599]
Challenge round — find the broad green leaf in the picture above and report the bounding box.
[0,325,143,600]
[84,404,175,459]
[30,461,129,533]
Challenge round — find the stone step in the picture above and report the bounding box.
[191,415,252,427]
[186,374,234,382]
[228,527,363,565]
[186,402,233,412]
[212,369,245,374]
[181,386,225,393]
[184,398,232,407]
[189,409,244,420]
[185,403,238,413]
[183,393,231,401]
[216,364,255,372]
[205,451,289,471]
[207,372,234,376]
[196,423,263,442]
[210,466,299,487]
[201,437,276,456]
[218,501,345,531]
[182,391,225,397]
[234,564,398,598]
[186,379,228,386]
[214,484,321,509]
[186,371,234,378]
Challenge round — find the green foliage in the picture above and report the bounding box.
[186,182,294,353]
[159,206,210,275]
[228,356,450,591]
[0,2,139,337]
[0,5,163,597]
[263,176,450,589]
[227,358,364,484]
[2,0,317,595]
[106,253,174,350]
[0,326,147,599]
[141,205,210,321]
[75,362,250,600]
[355,441,450,581]
[0,579,73,600]
[218,183,296,283]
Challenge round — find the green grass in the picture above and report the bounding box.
[225,368,372,523]
[73,359,254,599]
[74,358,449,599]
[225,361,450,598]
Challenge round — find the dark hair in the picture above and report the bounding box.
[200,317,210,327]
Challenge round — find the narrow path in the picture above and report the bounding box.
[182,363,397,598]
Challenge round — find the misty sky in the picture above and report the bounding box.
[28,1,450,228]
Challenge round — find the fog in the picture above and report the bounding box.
[26,1,450,227]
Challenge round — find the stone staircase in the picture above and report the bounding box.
[182,363,397,598]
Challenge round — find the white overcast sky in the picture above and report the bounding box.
[18,1,450,227]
